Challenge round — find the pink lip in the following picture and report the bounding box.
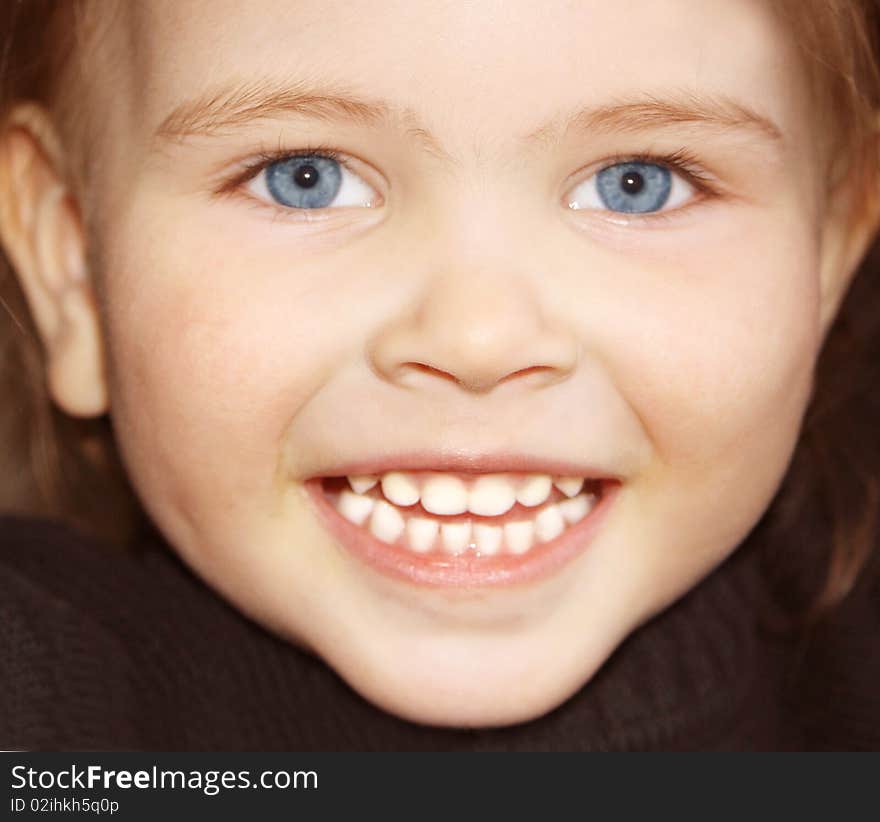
[306,450,620,481]
[304,476,621,588]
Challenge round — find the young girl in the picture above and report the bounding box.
[0,0,878,749]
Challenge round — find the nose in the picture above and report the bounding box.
[368,260,579,395]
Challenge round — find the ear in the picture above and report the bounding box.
[0,103,108,417]
[817,123,880,339]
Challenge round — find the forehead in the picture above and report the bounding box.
[118,0,809,153]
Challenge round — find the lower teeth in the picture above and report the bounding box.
[330,483,597,557]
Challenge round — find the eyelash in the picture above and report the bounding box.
[219,143,720,224]
[219,141,346,196]
[585,147,720,225]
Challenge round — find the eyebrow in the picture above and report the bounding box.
[154,78,784,157]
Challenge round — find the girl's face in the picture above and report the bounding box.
[34,0,869,724]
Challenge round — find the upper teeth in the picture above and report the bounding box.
[333,470,600,557]
[351,471,584,515]
[348,475,380,494]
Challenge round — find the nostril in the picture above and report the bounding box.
[395,362,564,393]
[399,361,460,386]
[499,365,566,387]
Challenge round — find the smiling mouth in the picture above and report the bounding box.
[305,470,619,587]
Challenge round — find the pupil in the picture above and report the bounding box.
[294,163,319,189]
[621,171,644,195]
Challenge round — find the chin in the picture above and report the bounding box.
[311,623,620,729]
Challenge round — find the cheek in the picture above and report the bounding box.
[665,264,815,457]
[603,218,821,581]
[634,273,818,464]
[97,217,356,528]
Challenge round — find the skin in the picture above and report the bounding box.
[1,0,878,727]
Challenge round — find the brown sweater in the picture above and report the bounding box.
[1,514,877,750]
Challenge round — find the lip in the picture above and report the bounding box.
[304,450,621,482]
[303,472,621,588]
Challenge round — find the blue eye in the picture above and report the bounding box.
[568,160,695,215]
[248,153,378,210]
